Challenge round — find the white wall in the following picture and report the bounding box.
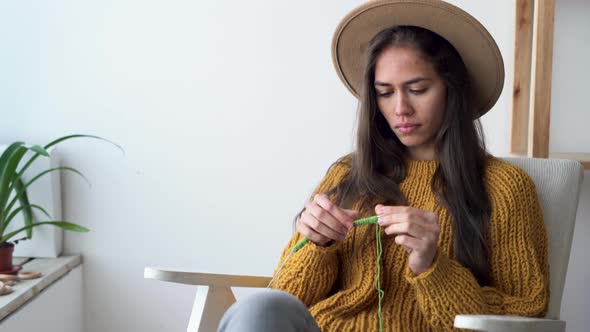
[0,0,587,331]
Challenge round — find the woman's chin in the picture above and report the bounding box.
[398,138,424,148]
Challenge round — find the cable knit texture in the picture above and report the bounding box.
[272,156,549,331]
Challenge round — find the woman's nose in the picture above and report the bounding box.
[394,93,414,116]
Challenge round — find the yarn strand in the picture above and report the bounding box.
[375,220,384,332]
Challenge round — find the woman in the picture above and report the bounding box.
[220,1,548,331]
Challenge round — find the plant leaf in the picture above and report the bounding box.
[0,143,24,227]
[1,134,118,242]
[11,178,33,238]
[28,145,50,157]
[6,203,51,223]
[4,167,89,221]
[0,143,27,225]
[44,134,123,152]
[2,203,52,237]
[15,134,123,189]
[1,221,89,243]
[0,143,48,226]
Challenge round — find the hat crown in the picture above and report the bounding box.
[332,0,505,117]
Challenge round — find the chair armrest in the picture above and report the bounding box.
[454,315,565,332]
[144,267,272,288]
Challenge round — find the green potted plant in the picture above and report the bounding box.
[0,134,117,274]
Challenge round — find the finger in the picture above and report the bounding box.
[314,193,354,229]
[375,204,407,216]
[424,211,439,225]
[342,208,361,219]
[301,207,346,241]
[394,234,423,252]
[376,205,435,221]
[305,201,348,236]
[377,212,413,226]
[297,221,331,246]
[383,222,431,239]
[377,210,432,227]
[314,193,354,227]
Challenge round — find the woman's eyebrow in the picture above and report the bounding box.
[374,77,431,86]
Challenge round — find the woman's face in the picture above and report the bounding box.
[374,46,446,160]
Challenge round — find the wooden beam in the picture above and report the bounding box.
[511,0,534,155]
[528,0,555,158]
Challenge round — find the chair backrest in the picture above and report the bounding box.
[502,157,584,320]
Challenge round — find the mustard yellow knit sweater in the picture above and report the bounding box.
[272,156,549,331]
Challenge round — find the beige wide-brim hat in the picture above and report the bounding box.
[332,0,505,118]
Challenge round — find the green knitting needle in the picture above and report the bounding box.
[292,215,379,253]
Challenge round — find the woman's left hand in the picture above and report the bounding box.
[375,204,440,276]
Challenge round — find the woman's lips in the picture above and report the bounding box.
[396,124,420,134]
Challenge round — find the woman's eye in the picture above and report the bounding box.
[378,91,393,98]
[410,88,427,95]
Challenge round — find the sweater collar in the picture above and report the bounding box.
[405,158,439,177]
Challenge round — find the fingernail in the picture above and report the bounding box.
[377,216,384,225]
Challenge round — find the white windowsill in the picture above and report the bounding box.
[0,255,81,321]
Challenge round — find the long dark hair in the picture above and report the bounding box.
[298,26,492,286]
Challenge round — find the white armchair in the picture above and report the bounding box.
[145,157,584,332]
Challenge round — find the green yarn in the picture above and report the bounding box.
[292,216,378,253]
[375,219,384,332]
[292,215,383,332]
[353,215,380,226]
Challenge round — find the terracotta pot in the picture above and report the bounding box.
[0,243,14,271]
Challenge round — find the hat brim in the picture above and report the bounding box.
[332,0,505,117]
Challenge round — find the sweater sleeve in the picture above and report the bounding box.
[405,166,549,331]
[270,157,351,307]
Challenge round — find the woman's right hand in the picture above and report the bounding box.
[296,193,360,246]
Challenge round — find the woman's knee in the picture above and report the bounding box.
[246,289,305,310]
[219,289,319,332]
[226,289,308,319]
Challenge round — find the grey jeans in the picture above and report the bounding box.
[218,289,321,332]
